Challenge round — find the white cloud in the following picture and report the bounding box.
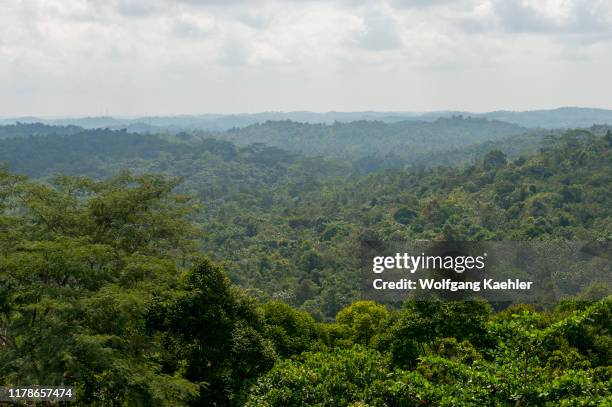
[488,0,612,35]
[354,9,403,51]
[1,0,612,115]
[172,14,216,38]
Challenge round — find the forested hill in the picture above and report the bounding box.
[478,107,612,129]
[0,127,305,178]
[5,107,612,131]
[0,122,83,139]
[0,129,610,405]
[2,122,609,318]
[0,128,192,177]
[203,116,529,166]
[197,130,611,316]
[0,119,538,176]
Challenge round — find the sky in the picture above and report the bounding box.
[1,0,612,116]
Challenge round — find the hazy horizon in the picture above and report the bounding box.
[4,106,612,120]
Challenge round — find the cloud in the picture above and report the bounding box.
[490,0,579,33]
[235,11,274,30]
[389,0,459,8]
[113,0,167,17]
[354,10,403,51]
[217,40,251,66]
[491,0,612,35]
[173,15,216,38]
[1,0,612,115]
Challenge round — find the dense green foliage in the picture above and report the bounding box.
[0,122,83,139]
[0,118,538,176]
[198,129,611,316]
[247,297,611,406]
[1,124,610,318]
[0,121,610,405]
[0,128,194,176]
[0,171,202,404]
[203,117,530,170]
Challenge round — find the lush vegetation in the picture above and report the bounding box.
[0,118,536,175]
[202,117,531,171]
[0,122,82,139]
[0,121,610,405]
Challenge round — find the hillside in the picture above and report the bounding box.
[0,122,83,139]
[5,107,612,132]
[202,117,530,170]
[1,123,609,317]
[0,119,537,176]
[1,130,610,405]
[477,107,612,129]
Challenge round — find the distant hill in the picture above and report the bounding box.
[0,118,537,175]
[0,122,83,139]
[4,120,609,178]
[3,107,612,132]
[0,128,189,176]
[475,107,612,129]
[202,116,531,171]
[0,112,418,132]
